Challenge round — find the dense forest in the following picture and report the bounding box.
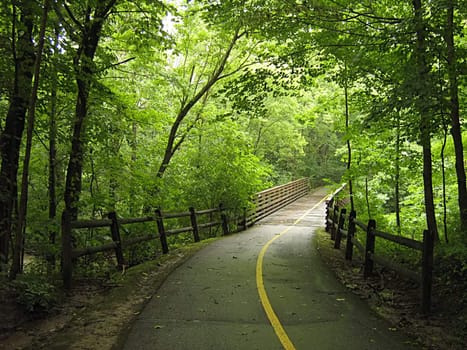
[0,0,466,320]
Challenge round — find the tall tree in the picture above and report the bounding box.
[412,0,439,240]
[47,25,60,265]
[0,1,36,266]
[57,0,118,288]
[444,0,467,232]
[10,0,50,279]
[56,0,118,222]
[156,10,248,179]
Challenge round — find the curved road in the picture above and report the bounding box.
[121,188,416,349]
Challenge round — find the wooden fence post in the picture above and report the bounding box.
[219,203,229,235]
[325,199,333,233]
[155,209,169,254]
[61,211,73,290]
[345,210,356,260]
[334,208,346,249]
[364,219,376,278]
[331,205,339,240]
[108,211,125,269]
[421,229,434,314]
[241,207,247,231]
[189,207,200,242]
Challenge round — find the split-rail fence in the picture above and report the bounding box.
[325,185,434,314]
[61,178,310,289]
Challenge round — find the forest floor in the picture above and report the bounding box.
[0,231,466,350]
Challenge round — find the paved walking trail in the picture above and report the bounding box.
[121,188,416,350]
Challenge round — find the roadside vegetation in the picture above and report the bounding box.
[0,0,466,346]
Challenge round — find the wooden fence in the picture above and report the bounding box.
[325,185,434,314]
[62,178,310,289]
[61,205,228,289]
[241,178,309,228]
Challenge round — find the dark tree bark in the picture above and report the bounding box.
[63,1,117,221]
[60,1,117,288]
[48,25,60,264]
[10,0,50,280]
[0,1,35,266]
[412,0,439,241]
[444,0,467,232]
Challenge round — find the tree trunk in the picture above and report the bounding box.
[441,118,449,242]
[10,0,50,280]
[412,0,439,241]
[395,114,401,233]
[61,1,117,289]
[48,26,60,267]
[63,1,117,221]
[0,2,35,267]
[344,76,354,212]
[445,0,467,232]
[156,29,242,179]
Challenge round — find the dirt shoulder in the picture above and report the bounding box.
[315,229,467,350]
[0,241,214,350]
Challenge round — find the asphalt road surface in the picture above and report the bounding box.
[121,188,417,350]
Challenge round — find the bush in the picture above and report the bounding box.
[12,274,58,314]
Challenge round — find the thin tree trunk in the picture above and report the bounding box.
[395,114,401,233]
[412,0,439,241]
[48,26,59,267]
[445,0,467,231]
[344,72,354,211]
[156,29,242,179]
[108,128,122,210]
[0,2,35,267]
[10,0,50,280]
[365,177,371,219]
[441,119,449,243]
[437,50,449,243]
[130,121,137,214]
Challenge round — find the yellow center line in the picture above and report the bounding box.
[256,196,328,350]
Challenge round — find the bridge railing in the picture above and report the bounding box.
[325,185,434,314]
[62,178,310,289]
[240,178,310,228]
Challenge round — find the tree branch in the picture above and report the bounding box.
[97,57,136,73]
[63,2,83,29]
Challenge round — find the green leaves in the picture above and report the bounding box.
[12,274,57,314]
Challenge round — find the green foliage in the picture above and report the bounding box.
[3,0,466,294]
[159,117,272,211]
[12,274,58,314]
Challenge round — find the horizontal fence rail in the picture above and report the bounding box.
[241,178,310,228]
[61,178,310,289]
[61,204,229,289]
[324,185,434,314]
